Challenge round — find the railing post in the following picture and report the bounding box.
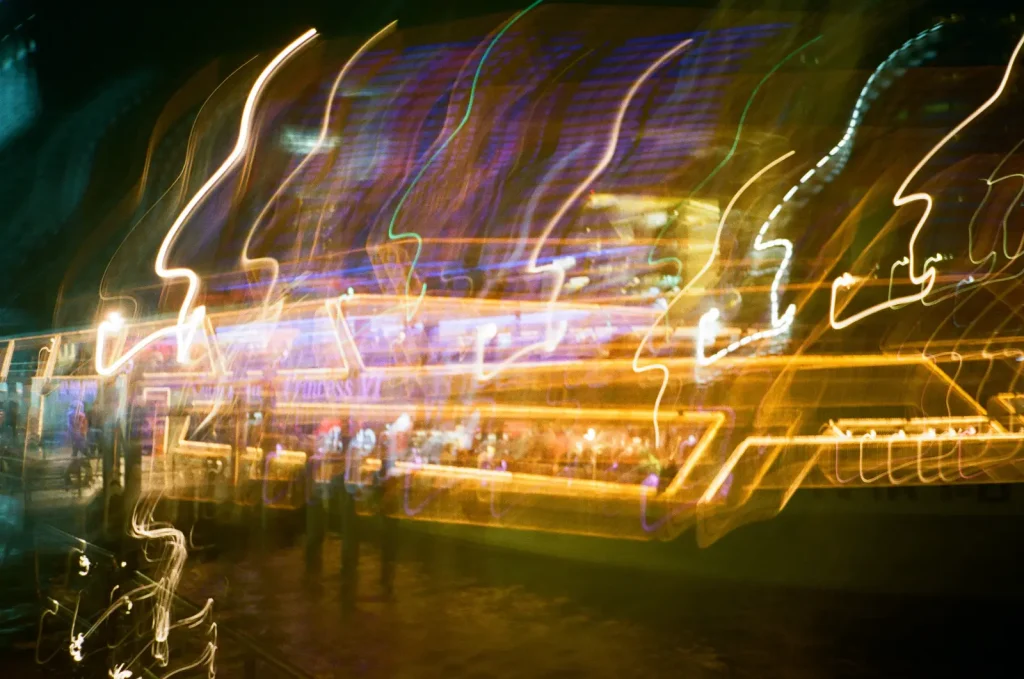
[340,480,359,574]
[379,475,396,598]
[304,460,324,573]
[339,477,360,615]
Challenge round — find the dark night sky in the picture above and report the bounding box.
[31,0,1012,111]
[33,0,559,108]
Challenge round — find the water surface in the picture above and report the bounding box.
[179,528,1017,678]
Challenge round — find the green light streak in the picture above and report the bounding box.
[387,0,545,318]
[648,34,822,274]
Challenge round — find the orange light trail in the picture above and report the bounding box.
[634,151,794,447]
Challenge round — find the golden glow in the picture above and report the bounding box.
[635,151,794,447]
[23,18,1024,568]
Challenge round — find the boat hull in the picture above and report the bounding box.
[391,484,1024,596]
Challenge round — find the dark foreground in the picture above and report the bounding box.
[4,502,1023,678]
[173,529,1017,679]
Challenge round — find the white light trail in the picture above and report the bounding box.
[476,37,694,381]
[95,29,319,375]
[244,22,396,317]
[831,32,1024,329]
[698,25,952,364]
[634,151,795,446]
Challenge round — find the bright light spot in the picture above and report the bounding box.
[644,211,668,228]
[109,664,133,679]
[566,275,590,292]
[70,633,84,662]
[281,127,340,154]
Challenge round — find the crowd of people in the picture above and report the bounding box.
[118,388,699,500]
[313,415,690,490]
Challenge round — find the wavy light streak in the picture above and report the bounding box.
[831,32,1024,329]
[95,29,319,375]
[476,36,694,382]
[635,151,793,446]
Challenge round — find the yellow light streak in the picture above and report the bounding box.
[635,151,794,446]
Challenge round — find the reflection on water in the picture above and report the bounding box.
[178,529,1015,679]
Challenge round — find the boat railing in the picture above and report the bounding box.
[0,451,98,504]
